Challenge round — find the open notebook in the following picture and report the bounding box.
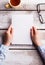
[12,14,33,44]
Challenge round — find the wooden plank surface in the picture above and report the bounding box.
[0,0,45,65]
[2,50,43,65]
[0,11,45,44]
[0,0,45,10]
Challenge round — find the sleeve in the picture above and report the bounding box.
[0,44,9,61]
[37,45,45,63]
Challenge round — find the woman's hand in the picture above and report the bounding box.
[30,27,42,46]
[2,24,13,46]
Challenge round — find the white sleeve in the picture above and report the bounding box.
[0,44,9,61]
[38,45,45,63]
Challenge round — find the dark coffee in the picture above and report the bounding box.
[10,0,20,6]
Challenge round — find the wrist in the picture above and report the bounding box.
[36,41,42,47]
[2,42,10,46]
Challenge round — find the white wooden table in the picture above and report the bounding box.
[0,0,45,65]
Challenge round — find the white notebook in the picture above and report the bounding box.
[12,14,33,44]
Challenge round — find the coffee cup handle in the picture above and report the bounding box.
[5,3,12,8]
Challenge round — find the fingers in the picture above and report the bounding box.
[32,26,37,35]
[30,26,37,36]
[7,24,12,33]
[30,28,33,37]
[10,27,14,35]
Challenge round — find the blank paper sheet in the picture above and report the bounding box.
[12,14,33,44]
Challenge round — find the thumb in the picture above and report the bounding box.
[7,24,12,33]
[32,27,37,35]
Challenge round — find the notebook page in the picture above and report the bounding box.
[12,14,33,44]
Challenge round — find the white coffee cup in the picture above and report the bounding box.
[9,0,21,9]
